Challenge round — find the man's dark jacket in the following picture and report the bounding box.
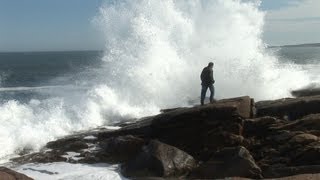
[200,66,214,86]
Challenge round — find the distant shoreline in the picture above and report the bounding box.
[269,43,320,48]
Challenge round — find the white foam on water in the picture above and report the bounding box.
[13,163,126,180]
[61,152,83,161]
[83,135,98,140]
[0,0,317,165]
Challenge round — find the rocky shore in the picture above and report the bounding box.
[2,94,320,179]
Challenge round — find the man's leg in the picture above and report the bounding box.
[209,85,215,103]
[201,85,208,105]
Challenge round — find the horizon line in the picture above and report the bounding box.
[268,42,320,48]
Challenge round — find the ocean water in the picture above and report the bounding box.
[270,46,320,82]
[0,0,319,179]
[0,51,103,102]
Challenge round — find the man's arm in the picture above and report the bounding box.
[200,69,205,81]
[210,70,215,84]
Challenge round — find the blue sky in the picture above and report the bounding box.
[0,0,319,51]
[0,0,104,52]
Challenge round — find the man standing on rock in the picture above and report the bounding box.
[200,62,215,105]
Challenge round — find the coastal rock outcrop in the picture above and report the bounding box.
[10,95,320,179]
[255,95,320,120]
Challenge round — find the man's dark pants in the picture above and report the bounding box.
[201,84,214,105]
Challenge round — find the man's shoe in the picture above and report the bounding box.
[210,99,217,103]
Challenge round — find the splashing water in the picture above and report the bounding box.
[94,0,311,105]
[0,0,313,161]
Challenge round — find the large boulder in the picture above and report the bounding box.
[0,167,33,180]
[256,96,320,120]
[121,140,197,178]
[190,146,262,179]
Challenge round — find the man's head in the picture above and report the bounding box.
[208,62,214,68]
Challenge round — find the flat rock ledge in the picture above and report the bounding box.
[10,95,320,179]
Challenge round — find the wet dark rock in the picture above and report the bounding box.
[12,150,67,164]
[97,135,146,163]
[61,141,89,152]
[256,95,320,120]
[0,167,33,180]
[190,146,262,179]
[121,140,197,178]
[46,137,81,149]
